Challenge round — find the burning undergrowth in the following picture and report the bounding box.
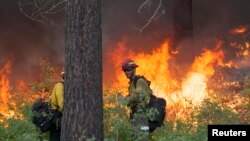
[0,25,249,122]
[103,25,249,121]
[0,59,62,122]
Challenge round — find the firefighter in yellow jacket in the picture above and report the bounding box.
[51,72,64,112]
[121,59,151,141]
[49,71,64,141]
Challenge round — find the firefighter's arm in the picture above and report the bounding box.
[51,85,58,110]
[55,83,64,112]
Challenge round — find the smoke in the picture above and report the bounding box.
[0,0,249,85]
[173,0,250,79]
[0,0,64,84]
[102,0,172,50]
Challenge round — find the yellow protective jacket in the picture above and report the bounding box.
[128,76,152,112]
[51,82,64,112]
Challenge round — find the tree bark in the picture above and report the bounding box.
[61,0,103,141]
[172,0,193,51]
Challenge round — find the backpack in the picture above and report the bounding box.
[31,99,53,132]
[148,95,166,132]
[133,75,167,132]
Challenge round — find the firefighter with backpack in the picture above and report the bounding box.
[120,59,167,141]
[120,59,152,141]
[31,72,64,141]
[49,71,64,141]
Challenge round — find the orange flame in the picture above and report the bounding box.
[181,47,224,105]
[230,26,248,35]
[0,60,40,121]
[109,40,174,98]
[0,60,14,119]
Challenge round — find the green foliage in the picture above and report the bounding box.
[104,90,133,141]
[238,85,250,123]
[0,123,7,140]
[1,91,246,141]
[148,120,206,141]
[194,98,241,124]
[1,79,248,141]
[0,105,49,141]
[148,96,243,141]
[103,89,244,141]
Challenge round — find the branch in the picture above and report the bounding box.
[18,0,66,27]
[136,0,165,33]
[138,0,152,13]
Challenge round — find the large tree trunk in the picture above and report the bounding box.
[172,0,193,52]
[61,0,103,141]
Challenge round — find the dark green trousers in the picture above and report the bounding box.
[49,127,61,141]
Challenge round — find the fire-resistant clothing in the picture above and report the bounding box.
[127,76,152,141]
[128,77,151,110]
[51,82,64,112]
